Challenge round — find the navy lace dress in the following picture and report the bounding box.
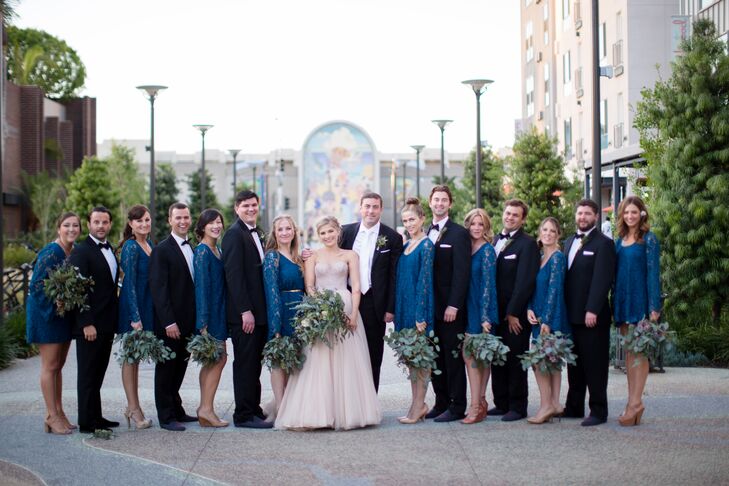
[194,244,228,340]
[466,243,498,335]
[118,239,155,333]
[394,238,434,333]
[26,242,71,344]
[528,250,570,339]
[613,231,661,325]
[263,251,305,340]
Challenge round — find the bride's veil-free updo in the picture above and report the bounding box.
[315,216,342,235]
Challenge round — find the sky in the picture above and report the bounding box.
[15,0,521,155]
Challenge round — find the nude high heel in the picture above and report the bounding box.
[124,408,153,429]
[618,404,645,426]
[399,403,428,424]
[197,410,229,428]
[44,416,72,435]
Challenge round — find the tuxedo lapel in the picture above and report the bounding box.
[167,236,194,284]
[238,219,262,264]
[371,224,386,267]
[85,237,116,285]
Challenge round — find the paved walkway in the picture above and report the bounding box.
[1,340,728,485]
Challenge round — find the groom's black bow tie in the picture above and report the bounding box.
[428,224,440,233]
[97,242,111,250]
[574,233,585,239]
[181,239,191,246]
[499,232,512,240]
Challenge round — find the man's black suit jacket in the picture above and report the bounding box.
[221,219,267,326]
[431,219,471,318]
[563,229,616,325]
[340,221,403,320]
[148,235,196,336]
[69,236,119,336]
[495,229,540,322]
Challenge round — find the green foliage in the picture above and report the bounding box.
[519,331,576,374]
[114,329,175,365]
[66,156,119,234]
[635,19,729,333]
[1,0,18,26]
[21,171,67,246]
[4,309,38,359]
[460,146,505,219]
[106,145,146,242]
[262,335,306,373]
[508,128,575,235]
[384,328,441,381]
[154,163,179,242]
[621,320,675,365]
[2,244,36,268]
[187,332,226,366]
[186,168,221,217]
[455,332,509,368]
[6,26,86,100]
[223,182,251,230]
[293,289,351,348]
[0,325,19,370]
[674,319,729,366]
[43,262,94,316]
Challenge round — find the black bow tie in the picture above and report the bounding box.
[429,224,440,233]
[575,233,585,239]
[97,242,111,250]
[499,232,512,240]
[181,239,190,246]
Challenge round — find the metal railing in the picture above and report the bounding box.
[2,265,32,314]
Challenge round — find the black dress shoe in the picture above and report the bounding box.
[99,418,120,428]
[177,414,197,423]
[487,407,507,416]
[80,426,111,434]
[501,411,525,422]
[581,416,606,427]
[160,421,186,431]
[234,416,274,429]
[433,410,465,423]
[562,409,585,419]
[424,408,446,419]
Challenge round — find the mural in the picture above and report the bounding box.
[300,121,377,246]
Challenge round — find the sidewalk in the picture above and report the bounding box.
[1,340,728,485]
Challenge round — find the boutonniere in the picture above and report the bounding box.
[578,232,593,249]
[376,235,388,250]
[435,225,448,243]
[256,228,267,243]
[501,238,514,253]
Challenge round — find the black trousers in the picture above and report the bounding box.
[431,315,467,415]
[154,337,190,424]
[359,291,385,392]
[230,323,267,423]
[565,322,611,420]
[76,333,113,429]
[491,316,532,415]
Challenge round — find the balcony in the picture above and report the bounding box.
[698,0,728,37]
[575,67,584,98]
[613,40,624,76]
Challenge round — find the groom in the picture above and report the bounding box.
[340,192,403,392]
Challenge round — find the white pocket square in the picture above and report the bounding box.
[379,249,391,253]
[504,254,517,260]
[440,244,452,248]
[583,251,595,256]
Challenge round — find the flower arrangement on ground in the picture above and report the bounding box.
[187,331,226,367]
[293,289,351,348]
[455,332,510,368]
[114,329,176,365]
[621,319,674,365]
[43,262,94,317]
[384,328,441,382]
[262,335,306,373]
[519,331,577,374]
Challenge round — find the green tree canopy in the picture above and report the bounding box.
[65,156,120,236]
[21,171,67,248]
[106,145,147,242]
[153,163,180,242]
[460,145,505,221]
[186,168,221,218]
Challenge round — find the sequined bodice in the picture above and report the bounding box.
[315,260,349,291]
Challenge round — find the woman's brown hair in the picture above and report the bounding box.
[616,196,650,242]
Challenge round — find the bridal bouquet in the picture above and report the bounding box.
[455,332,510,368]
[621,319,674,365]
[187,331,226,366]
[262,335,306,373]
[293,289,351,348]
[519,331,577,374]
[114,329,175,365]
[43,262,95,317]
[384,328,441,382]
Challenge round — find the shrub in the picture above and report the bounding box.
[0,325,20,369]
[5,309,37,359]
[2,245,36,268]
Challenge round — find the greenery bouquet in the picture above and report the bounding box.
[262,335,306,373]
[384,328,441,382]
[621,319,674,364]
[43,262,94,317]
[455,332,510,368]
[114,329,175,365]
[519,331,577,374]
[187,331,226,366]
[293,289,351,348]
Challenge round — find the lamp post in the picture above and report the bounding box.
[391,160,397,227]
[591,0,602,219]
[136,85,167,238]
[431,120,452,183]
[462,79,493,209]
[410,145,424,199]
[229,149,241,195]
[193,124,213,210]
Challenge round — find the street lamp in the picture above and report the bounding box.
[229,149,241,195]
[193,124,213,210]
[136,84,167,238]
[462,79,493,209]
[249,160,265,193]
[431,120,452,183]
[401,159,407,206]
[391,160,397,227]
[410,145,425,199]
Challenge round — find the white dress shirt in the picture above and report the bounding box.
[245,223,265,262]
[428,217,448,244]
[171,232,195,281]
[568,226,596,269]
[89,235,117,281]
[352,221,380,295]
[494,229,518,257]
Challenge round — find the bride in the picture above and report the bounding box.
[275,216,382,430]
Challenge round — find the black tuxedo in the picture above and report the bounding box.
[429,218,471,416]
[221,218,268,423]
[563,228,616,421]
[340,221,403,391]
[491,229,539,416]
[69,236,119,430]
[149,235,196,424]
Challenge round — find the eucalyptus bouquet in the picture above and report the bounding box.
[621,319,674,365]
[293,289,351,348]
[519,331,577,374]
[114,329,176,365]
[384,328,441,382]
[43,262,95,317]
[187,332,226,366]
[262,335,306,373]
[454,332,510,368]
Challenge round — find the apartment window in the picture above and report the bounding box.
[616,11,623,40]
[544,3,549,19]
[544,63,550,106]
[562,0,570,19]
[599,22,607,60]
[600,99,608,148]
[617,92,624,126]
[526,76,535,117]
[564,118,573,158]
[526,21,534,62]
[526,0,533,6]
[563,50,572,96]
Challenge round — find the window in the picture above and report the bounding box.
[562,0,570,19]
[564,118,573,158]
[599,22,607,60]
[526,0,533,6]
[526,21,534,62]
[617,92,624,126]
[544,3,549,20]
[616,11,623,40]
[526,76,535,116]
[563,50,572,91]
[600,99,608,148]
[544,20,550,45]
[544,63,550,106]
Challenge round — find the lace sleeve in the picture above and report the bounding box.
[120,241,141,323]
[29,244,64,322]
[542,252,566,328]
[480,244,499,326]
[415,241,435,333]
[263,251,282,340]
[194,246,211,331]
[645,232,662,313]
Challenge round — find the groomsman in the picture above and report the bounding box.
[340,192,403,392]
[489,199,540,421]
[149,202,198,431]
[69,207,120,433]
[424,185,471,422]
[563,199,616,426]
[222,190,272,428]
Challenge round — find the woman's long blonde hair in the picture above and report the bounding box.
[266,214,304,268]
[464,208,494,244]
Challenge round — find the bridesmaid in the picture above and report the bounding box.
[462,208,498,424]
[117,205,155,429]
[393,198,434,424]
[193,208,229,427]
[26,212,81,434]
[526,217,570,424]
[613,196,661,426]
[263,215,305,418]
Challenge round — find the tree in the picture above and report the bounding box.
[223,182,252,229]
[635,19,729,328]
[460,145,505,221]
[6,26,86,100]
[154,164,180,242]
[0,0,18,26]
[508,128,574,235]
[106,145,146,241]
[65,156,120,235]
[21,171,67,247]
[186,168,221,217]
